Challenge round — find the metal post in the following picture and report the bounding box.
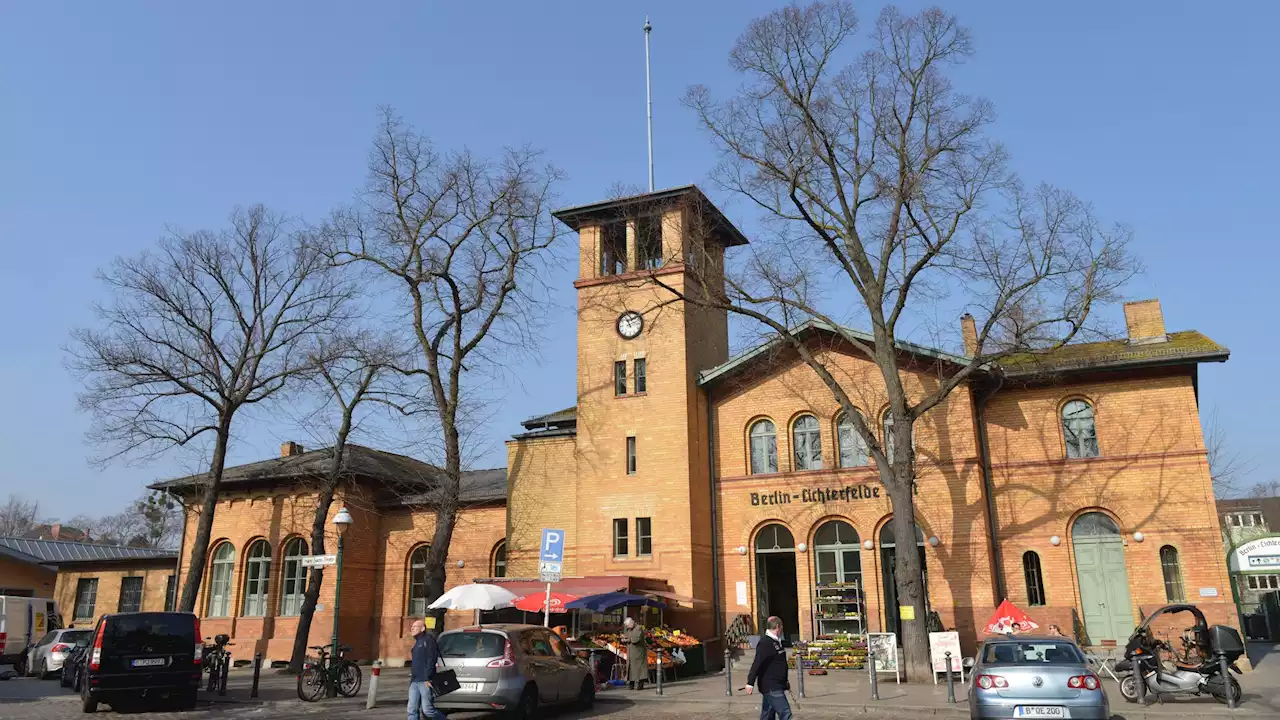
[1219,654,1236,709]
[794,643,806,699]
[543,582,552,628]
[366,660,382,709]
[656,648,664,696]
[724,647,733,696]
[868,646,879,701]
[329,533,345,698]
[945,652,955,704]
[250,653,262,699]
[218,652,230,696]
[643,17,654,192]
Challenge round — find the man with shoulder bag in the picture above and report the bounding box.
[743,616,793,720]
[407,619,446,720]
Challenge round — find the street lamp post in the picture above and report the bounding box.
[328,506,353,698]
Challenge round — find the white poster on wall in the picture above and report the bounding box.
[736,581,749,607]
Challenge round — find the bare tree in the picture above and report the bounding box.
[1248,480,1280,499]
[1204,406,1253,498]
[79,492,183,548]
[286,332,417,671]
[325,109,562,619]
[68,206,352,611]
[0,494,40,536]
[660,3,1138,679]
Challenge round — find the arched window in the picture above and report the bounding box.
[206,542,235,618]
[242,540,272,617]
[1161,545,1185,602]
[279,538,309,616]
[879,522,925,547]
[749,419,778,475]
[754,524,795,552]
[408,545,431,616]
[1023,551,1046,606]
[1071,512,1119,539]
[1062,399,1099,458]
[837,412,868,468]
[882,410,911,464]
[813,521,861,586]
[492,541,507,578]
[792,415,822,471]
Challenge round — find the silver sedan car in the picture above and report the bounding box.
[26,628,92,679]
[969,635,1109,720]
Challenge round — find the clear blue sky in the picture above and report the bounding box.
[2,1,1275,519]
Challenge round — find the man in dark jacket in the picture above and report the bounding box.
[408,619,445,720]
[744,615,792,720]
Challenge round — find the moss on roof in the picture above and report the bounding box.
[999,331,1228,375]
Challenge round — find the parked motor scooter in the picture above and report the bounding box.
[1115,603,1244,705]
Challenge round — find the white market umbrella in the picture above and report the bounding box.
[427,583,518,611]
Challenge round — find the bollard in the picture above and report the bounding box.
[794,643,806,699]
[218,653,230,696]
[868,646,879,701]
[656,649,664,696]
[366,660,382,709]
[250,653,262,699]
[724,647,734,696]
[589,650,599,689]
[945,652,955,704]
[1218,654,1236,709]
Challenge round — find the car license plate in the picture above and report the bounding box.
[1016,707,1065,718]
[459,682,482,692]
[131,658,166,668]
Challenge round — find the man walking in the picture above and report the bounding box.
[743,616,792,720]
[407,619,445,720]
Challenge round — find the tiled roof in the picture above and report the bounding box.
[553,185,750,247]
[380,467,508,508]
[150,444,451,491]
[521,407,577,430]
[998,331,1228,376]
[0,537,177,564]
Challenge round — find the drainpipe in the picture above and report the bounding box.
[706,387,724,644]
[975,379,1006,604]
[170,489,187,612]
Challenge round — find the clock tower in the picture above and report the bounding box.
[547,186,748,633]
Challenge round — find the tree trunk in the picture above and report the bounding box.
[177,422,231,612]
[424,502,458,631]
[886,482,930,682]
[287,488,335,672]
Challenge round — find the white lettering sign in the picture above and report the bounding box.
[301,554,337,568]
[735,581,748,607]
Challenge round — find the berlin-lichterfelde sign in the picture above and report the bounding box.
[749,481,919,506]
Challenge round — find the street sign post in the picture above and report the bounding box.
[301,554,338,568]
[540,529,565,627]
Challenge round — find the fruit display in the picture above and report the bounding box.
[794,634,867,670]
[585,629,685,669]
[647,625,701,648]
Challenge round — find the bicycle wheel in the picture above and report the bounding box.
[337,662,362,697]
[297,665,326,702]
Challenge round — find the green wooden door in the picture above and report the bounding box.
[1073,513,1134,644]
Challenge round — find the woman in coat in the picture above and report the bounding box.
[622,617,648,690]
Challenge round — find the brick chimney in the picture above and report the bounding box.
[1123,299,1167,345]
[49,523,62,540]
[961,313,979,357]
[281,441,304,457]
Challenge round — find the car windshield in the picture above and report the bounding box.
[438,631,506,658]
[982,641,1083,665]
[60,630,91,644]
[105,614,194,654]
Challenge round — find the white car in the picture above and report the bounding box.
[26,628,92,679]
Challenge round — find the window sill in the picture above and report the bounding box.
[615,392,648,399]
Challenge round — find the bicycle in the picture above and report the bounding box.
[201,634,233,694]
[297,643,362,701]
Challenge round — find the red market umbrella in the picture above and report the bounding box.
[513,592,580,614]
[984,599,1040,635]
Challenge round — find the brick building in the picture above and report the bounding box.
[151,185,1235,663]
[1217,496,1280,640]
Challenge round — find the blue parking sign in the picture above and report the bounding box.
[541,528,565,563]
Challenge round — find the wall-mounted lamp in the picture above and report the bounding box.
[737,545,748,555]
[863,540,874,550]
[1132,531,1145,543]
[928,536,940,547]
[457,560,465,568]
[1049,536,1061,547]
[796,542,807,553]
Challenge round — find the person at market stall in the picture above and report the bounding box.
[744,616,792,720]
[622,616,649,690]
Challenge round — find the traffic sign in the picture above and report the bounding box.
[539,529,565,583]
[301,554,337,568]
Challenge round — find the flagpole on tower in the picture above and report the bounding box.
[644,16,654,192]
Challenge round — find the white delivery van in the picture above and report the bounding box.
[0,596,61,674]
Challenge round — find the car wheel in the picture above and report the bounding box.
[576,676,595,709]
[507,684,538,719]
[79,678,97,714]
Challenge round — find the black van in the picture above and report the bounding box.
[79,612,202,713]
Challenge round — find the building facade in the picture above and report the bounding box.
[145,186,1235,663]
[1217,496,1280,640]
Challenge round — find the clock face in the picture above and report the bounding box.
[616,311,644,339]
